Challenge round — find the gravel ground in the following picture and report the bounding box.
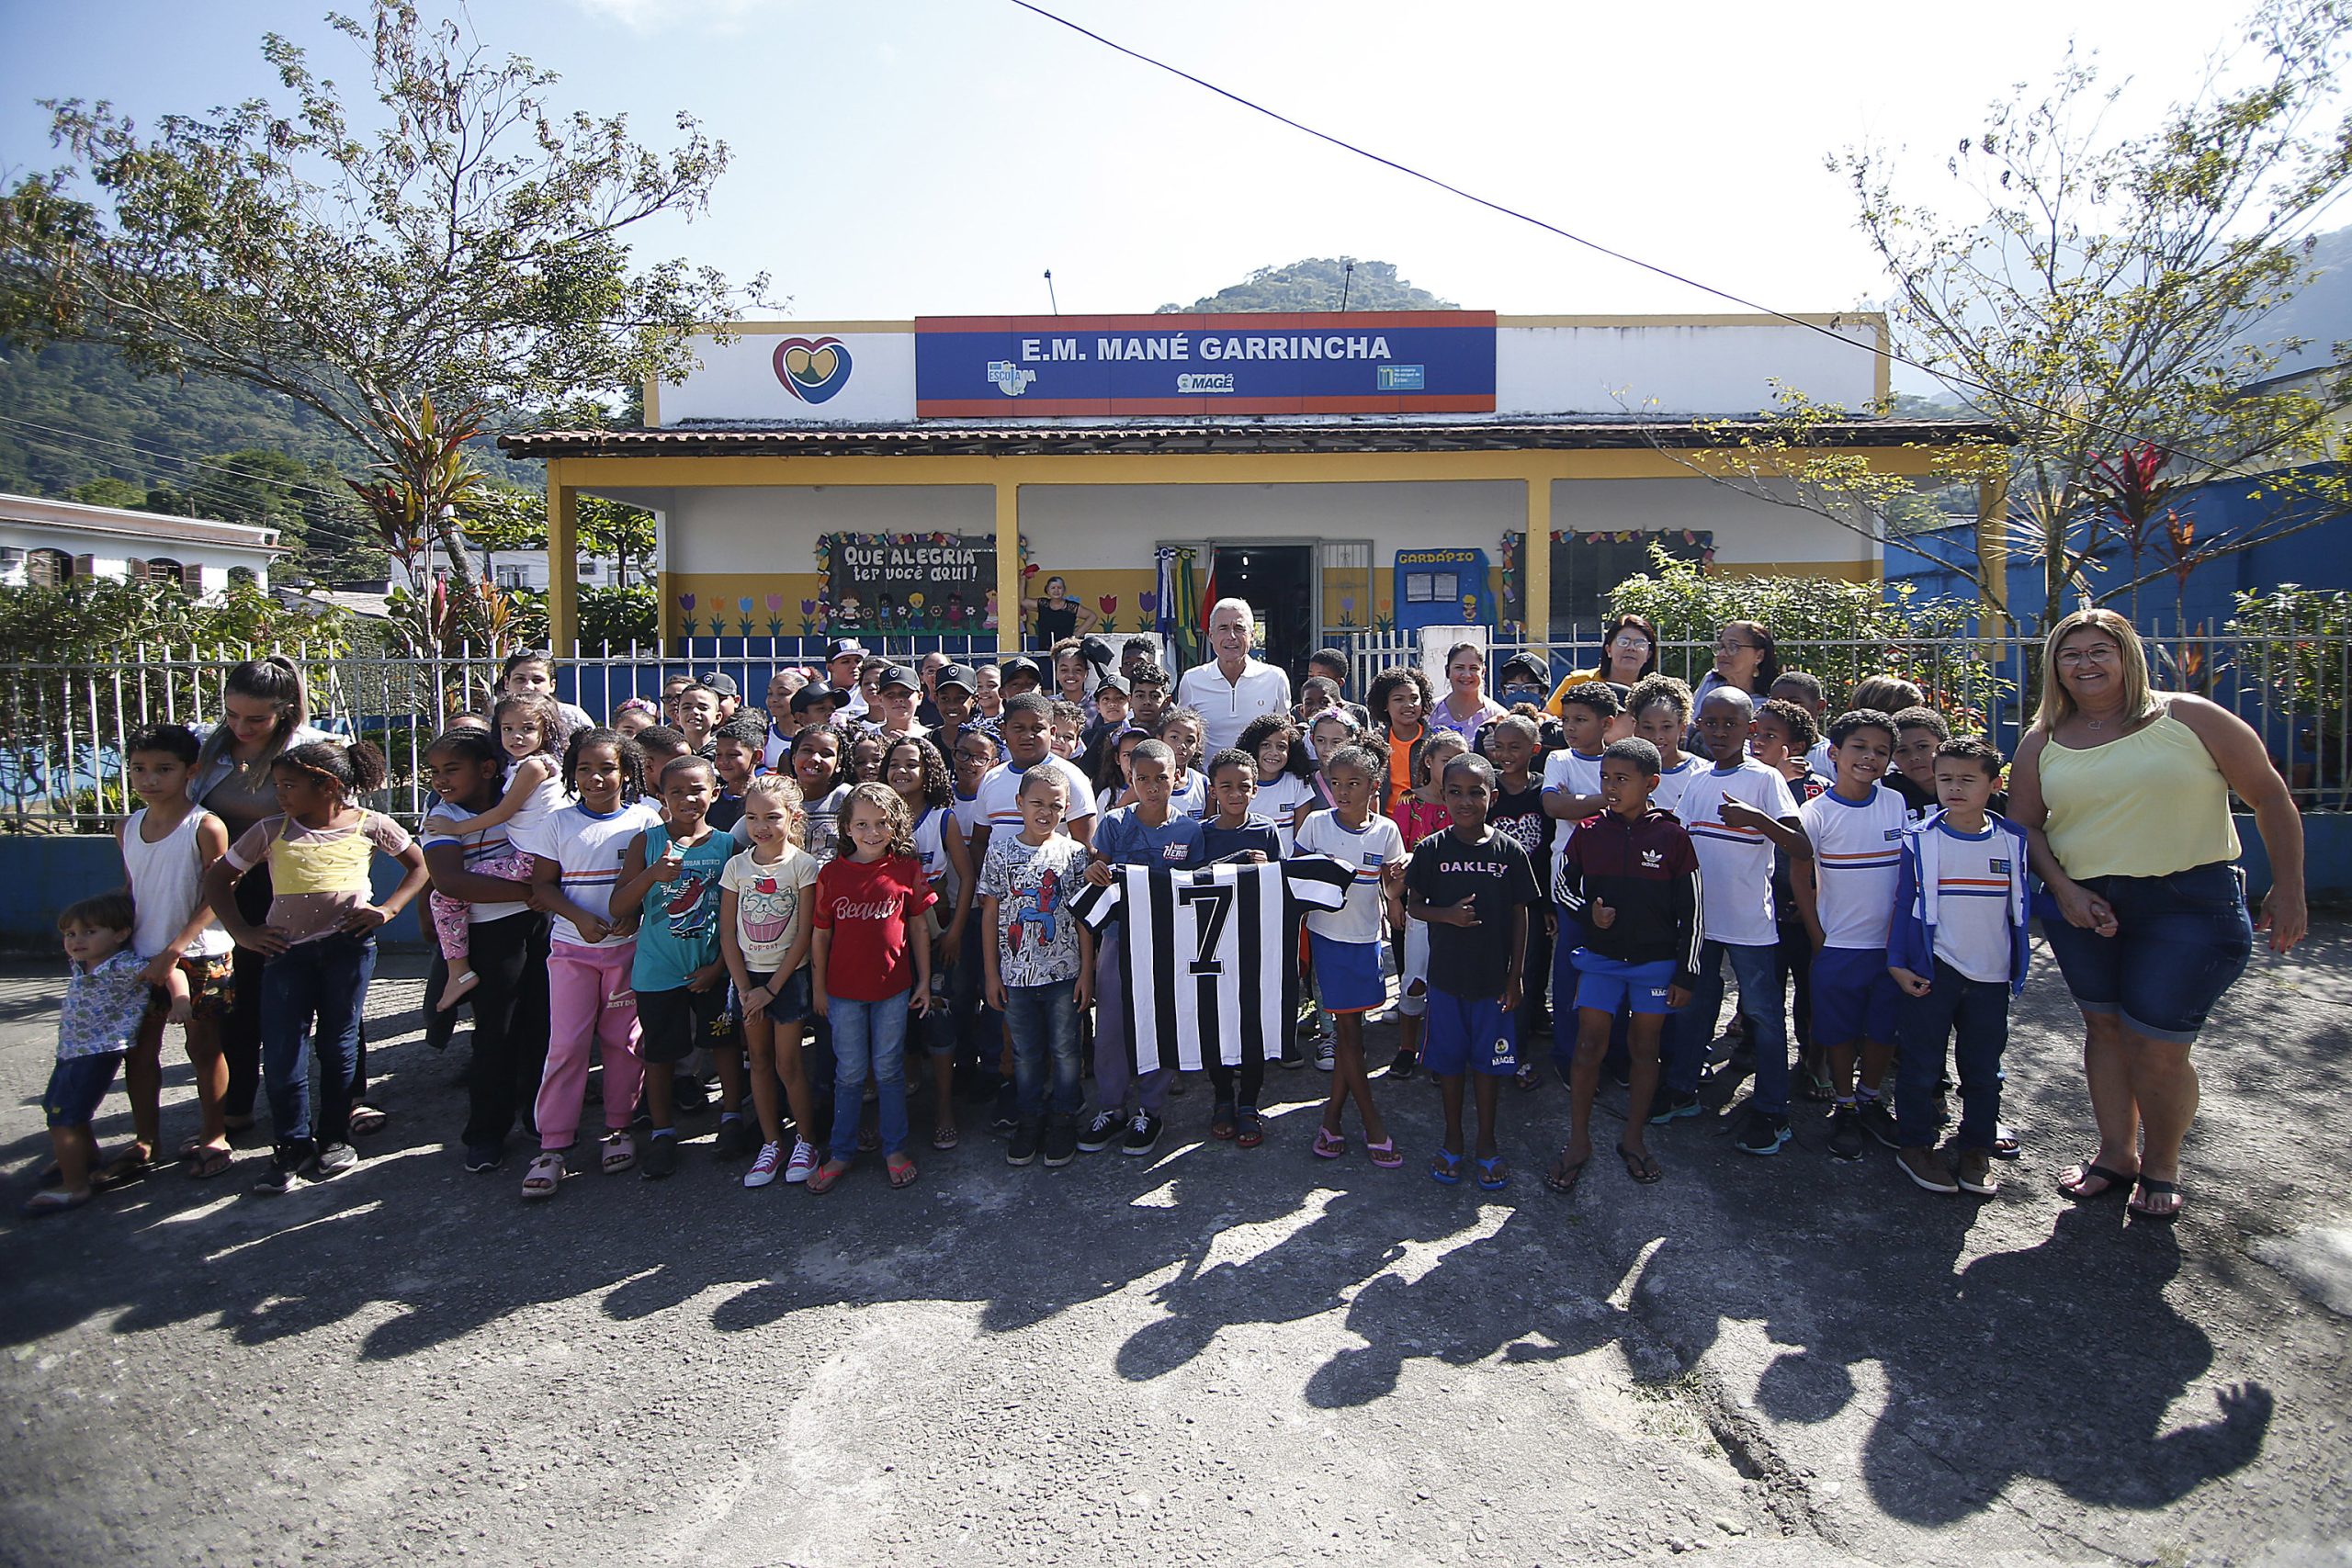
[1,928,2347,1568]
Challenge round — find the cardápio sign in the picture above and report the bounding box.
[816,531,999,634]
[913,310,1497,418]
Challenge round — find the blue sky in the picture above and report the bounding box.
[0,0,2278,358]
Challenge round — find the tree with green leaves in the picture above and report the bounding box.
[0,0,760,629]
[1658,0,2352,633]
[1159,258,1453,314]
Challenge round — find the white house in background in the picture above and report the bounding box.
[0,491,284,592]
[388,544,617,593]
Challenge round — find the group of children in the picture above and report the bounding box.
[32,641,2033,1217]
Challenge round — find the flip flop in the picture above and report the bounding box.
[1475,1155,1510,1192]
[1544,1150,1589,1195]
[1312,1127,1346,1160]
[184,1145,233,1180]
[1513,1064,1542,1093]
[1616,1144,1664,1184]
[1430,1147,1465,1186]
[1366,1137,1403,1169]
[808,1159,852,1195]
[2128,1176,2184,1223]
[21,1189,92,1217]
[2057,1161,2136,1201]
[887,1155,920,1190]
[89,1148,153,1191]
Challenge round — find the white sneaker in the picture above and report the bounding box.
[784,1138,818,1185]
[744,1141,785,1189]
[1316,1040,1337,1072]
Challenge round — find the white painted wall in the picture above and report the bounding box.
[653,317,1885,425]
[0,525,275,592]
[662,485,994,573]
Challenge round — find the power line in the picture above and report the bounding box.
[0,411,356,505]
[1002,0,2332,474]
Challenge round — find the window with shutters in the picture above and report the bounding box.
[27,548,73,588]
[178,561,206,592]
[146,558,183,587]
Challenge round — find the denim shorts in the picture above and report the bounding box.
[45,1051,122,1128]
[742,967,812,1026]
[2041,861,2253,1044]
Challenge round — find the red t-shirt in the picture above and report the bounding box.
[812,853,938,1002]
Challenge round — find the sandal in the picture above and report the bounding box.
[1312,1126,1346,1160]
[346,1105,388,1138]
[1513,1064,1541,1093]
[89,1146,153,1191]
[521,1151,564,1200]
[184,1145,233,1180]
[1544,1149,1589,1196]
[1211,1102,1238,1141]
[808,1158,852,1195]
[2057,1160,2136,1201]
[931,1123,959,1152]
[1616,1143,1664,1184]
[1366,1137,1403,1169]
[1475,1155,1510,1192]
[1430,1147,1465,1186]
[887,1154,920,1190]
[600,1132,636,1174]
[1993,1123,2021,1160]
[20,1189,92,1217]
[1236,1110,1263,1148]
[2128,1176,2184,1223]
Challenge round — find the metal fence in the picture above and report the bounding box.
[1,627,2345,833]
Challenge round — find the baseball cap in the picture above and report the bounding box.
[878,664,920,692]
[1093,671,1132,697]
[1000,656,1042,682]
[789,682,841,714]
[934,662,978,694]
[697,671,740,698]
[1498,654,1548,685]
[825,638,866,660]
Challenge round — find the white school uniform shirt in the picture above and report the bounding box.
[1922,818,2018,983]
[1798,782,1908,952]
[1806,739,1836,780]
[1650,755,1703,818]
[1254,772,1318,855]
[1167,768,1208,820]
[1676,759,1799,947]
[1294,808,1406,944]
[514,799,663,948]
[976,754,1097,839]
[1539,748,1605,882]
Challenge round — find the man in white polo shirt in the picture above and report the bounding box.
[1176,596,1292,755]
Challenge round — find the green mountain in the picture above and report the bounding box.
[1159,258,1456,314]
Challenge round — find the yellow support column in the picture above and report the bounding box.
[547,473,580,653]
[1522,477,1553,655]
[994,479,1022,658]
[1975,469,2010,630]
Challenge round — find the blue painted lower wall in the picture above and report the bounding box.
[2,816,2346,950]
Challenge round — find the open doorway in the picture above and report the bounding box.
[1211,543,1314,679]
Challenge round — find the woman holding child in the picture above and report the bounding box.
[2008,609,2304,1223]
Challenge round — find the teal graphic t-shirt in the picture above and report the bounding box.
[630,822,734,992]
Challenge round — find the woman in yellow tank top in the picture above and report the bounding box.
[2007,610,2305,1222]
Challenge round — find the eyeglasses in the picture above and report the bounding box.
[1611,635,1653,651]
[1714,638,1758,653]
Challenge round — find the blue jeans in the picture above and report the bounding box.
[1894,960,2009,1149]
[830,991,910,1159]
[261,932,377,1146]
[1668,940,1789,1112]
[1003,979,1083,1120]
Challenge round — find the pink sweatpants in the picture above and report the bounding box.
[536,941,644,1152]
[430,851,535,962]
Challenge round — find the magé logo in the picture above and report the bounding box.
[774,336,854,403]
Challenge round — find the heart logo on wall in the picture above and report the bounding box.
[774,336,854,403]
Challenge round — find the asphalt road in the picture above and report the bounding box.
[2,929,2348,1568]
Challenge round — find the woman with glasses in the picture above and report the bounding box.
[1692,619,1781,711]
[1544,614,1661,718]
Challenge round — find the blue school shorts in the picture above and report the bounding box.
[44,1051,122,1130]
[1420,987,1518,1077]
[1571,951,1679,1017]
[1309,932,1385,1014]
[1811,945,1899,1046]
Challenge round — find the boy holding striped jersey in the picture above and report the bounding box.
[1664,689,1800,1135]
[1887,737,2030,1196]
[1779,709,1909,1160]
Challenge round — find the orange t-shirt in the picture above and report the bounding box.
[1385,725,1421,803]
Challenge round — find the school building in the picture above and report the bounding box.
[502,311,2007,669]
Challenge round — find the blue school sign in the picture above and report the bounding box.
[914,311,1497,418]
[1394,547,1495,630]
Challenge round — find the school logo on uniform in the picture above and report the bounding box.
[1883,829,1903,841]
[1489,1035,1514,1065]
[1991,858,2011,873]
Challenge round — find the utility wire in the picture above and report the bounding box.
[0,411,356,505]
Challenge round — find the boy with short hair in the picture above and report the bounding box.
[788,683,841,733]
[674,682,722,755]
[708,716,767,832]
[759,670,805,771]
[1747,708,1907,1160]
[969,692,1096,871]
[1482,713,1555,1062]
[1770,671,1833,778]
[635,725,692,784]
[1888,736,2030,1197]
[1200,748,1281,865]
[1549,739,1701,1192]
[1127,665,1171,733]
[1887,705,1949,819]
[999,657,1044,699]
[1407,753,1540,1191]
[1080,739,1204,1156]
[1668,688,1802,1136]
[1047,700,1086,763]
[28,892,156,1215]
[981,770,1094,1168]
